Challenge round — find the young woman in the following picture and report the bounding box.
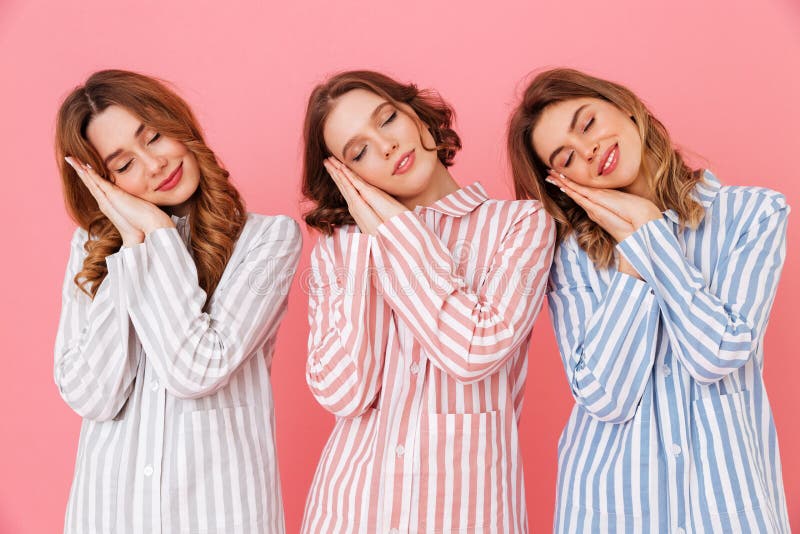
[54,69,300,534]
[300,70,555,533]
[508,68,790,533]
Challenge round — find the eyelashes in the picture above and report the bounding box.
[113,132,162,173]
[561,116,596,168]
[351,110,398,162]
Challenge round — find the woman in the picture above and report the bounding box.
[508,68,790,533]
[300,70,555,533]
[54,69,300,534]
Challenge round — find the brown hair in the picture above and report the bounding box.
[301,70,462,234]
[55,69,246,305]
[508,68,704,268]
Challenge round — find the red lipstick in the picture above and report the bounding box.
[156,162,183,191]
[393,150,415,175]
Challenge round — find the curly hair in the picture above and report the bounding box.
[508,68,704,268]
[55,69,246,307]
[301,70,462,234]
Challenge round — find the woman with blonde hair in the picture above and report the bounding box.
[508,68,790,532]
[54,69,300,533]
[300,70,555,533]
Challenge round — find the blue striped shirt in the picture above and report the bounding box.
[548,171,790,533]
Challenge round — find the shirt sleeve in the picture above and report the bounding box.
[548,237,661,423]
[617,193,789,384]
[54,228,140,421]
[372,204,555,384]
[306,229,390,418]
[118,215,302,399]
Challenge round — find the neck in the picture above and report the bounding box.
[166,200,191,218]
[395,162,460,210]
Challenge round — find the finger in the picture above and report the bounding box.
[66,157,106,202]
[545,169,564,188]
[324,160,357,202]
[555,173,633,223]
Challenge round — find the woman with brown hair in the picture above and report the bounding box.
[54,69,300,534]
[508,68,790,532]
[300,70,555,533]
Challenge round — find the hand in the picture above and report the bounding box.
[324,158,407,235]
[547,170,661,281]
[65,157,174,246]
[546,170,661,243]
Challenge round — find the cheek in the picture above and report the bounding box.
[113,173,149,198]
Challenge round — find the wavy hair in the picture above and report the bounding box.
[301,70,462,234]
[508,68,704,268]
[55,69,246,306]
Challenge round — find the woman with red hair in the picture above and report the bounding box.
[54,69,300,534]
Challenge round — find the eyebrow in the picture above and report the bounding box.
[102,122,146,166]
[340,102,393,158]
[547,104,589,167]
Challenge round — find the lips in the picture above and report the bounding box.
[598,143,619,176]
[393,149,415,175]
[156,162,183,191]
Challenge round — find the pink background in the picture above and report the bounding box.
[1,0,798,531]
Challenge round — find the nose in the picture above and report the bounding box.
[380,136,399,159]
[580,140,599,162]
[142,151,168,177]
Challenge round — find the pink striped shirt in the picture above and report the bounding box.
[302,182,555,533]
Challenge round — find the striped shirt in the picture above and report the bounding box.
[302,182,556,534]
[549,171,790,533]
[54,213,301,534]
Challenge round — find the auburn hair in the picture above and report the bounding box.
[508,68,704,268]
[55,69,246,306]
[301,70,462,234]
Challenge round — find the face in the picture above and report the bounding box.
[85,105,201,213]
[322,89,440,199]
[531,97,643,190]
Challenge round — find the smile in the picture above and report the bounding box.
[598,144,619,176]
[156,162,184,191]
[393,149,415,175]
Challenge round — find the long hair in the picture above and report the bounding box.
[508,68,704,268]
[301,70,462,234]
[55,69,246,305]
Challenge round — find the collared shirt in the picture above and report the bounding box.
[549,171,790,533]
[302,182,556,533]
[55,213,301,534]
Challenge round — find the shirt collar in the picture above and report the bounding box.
[170,213,191,242]
[413,181,489,217]
[662,169,721,224]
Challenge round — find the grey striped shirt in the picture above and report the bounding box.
[54,213,301,534]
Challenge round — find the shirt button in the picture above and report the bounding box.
[662,366,671,377]
[150,379,159,391]
[676,528,685,534]
[143,464,154,477]
[409,363,420,374]
[396,445,405,457]
[671,444,682,456]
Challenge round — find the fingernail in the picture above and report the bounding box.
[559,188,566,192]
[559,173,567,180]
[545,178,557,185]
[86,163,92,170]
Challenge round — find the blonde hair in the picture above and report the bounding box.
[55,69,246,306]
[508,68,704,267]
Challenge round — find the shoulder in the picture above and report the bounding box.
[480,198,555,229]
[706,170,789,220]
[68,227,90,257]
[241,213,302,250]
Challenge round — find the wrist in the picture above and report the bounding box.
[143,213,175,235]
